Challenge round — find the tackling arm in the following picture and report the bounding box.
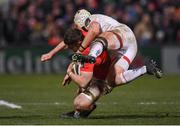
[78,22,101,52]
[41,41,68,62]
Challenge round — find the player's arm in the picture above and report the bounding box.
[78,22,101,52]
[68,71,93,88]
[67,70,93,88]
[41,41,68,62]
[62,62,93,88]
[61,62,75,86]
[64,62,94,88]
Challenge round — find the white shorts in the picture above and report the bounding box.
[111,25,137,71]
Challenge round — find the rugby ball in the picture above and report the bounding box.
[72,63,81,75]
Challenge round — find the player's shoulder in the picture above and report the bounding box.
[91,14,106,19]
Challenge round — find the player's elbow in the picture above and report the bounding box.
[79,80,89,88]
[76,73,92,88]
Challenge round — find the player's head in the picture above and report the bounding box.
[64,28,84,52]
[74,9,91,30]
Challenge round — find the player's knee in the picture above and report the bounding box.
[114,64,124,74]
[74,101,91,111]
[74,93,92,110]
[115,74,125,86]
[114,65,125,85]
[74,101,82,110]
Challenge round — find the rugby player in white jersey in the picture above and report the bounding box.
[60,28,162,118]
[73,9,162,82]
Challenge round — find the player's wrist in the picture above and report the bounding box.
[78,45,86,52]
[49,52,54,57]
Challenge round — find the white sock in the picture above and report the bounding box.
[118,66,147,84]
[89,42,103,58]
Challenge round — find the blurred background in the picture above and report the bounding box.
[0,0,179,74]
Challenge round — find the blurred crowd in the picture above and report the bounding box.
[0,0,179,47]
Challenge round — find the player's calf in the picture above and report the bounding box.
[115,66,147,85]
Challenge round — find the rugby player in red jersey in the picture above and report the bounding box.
[60,28,162,118]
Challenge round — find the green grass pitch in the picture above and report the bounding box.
[0,74,180,125]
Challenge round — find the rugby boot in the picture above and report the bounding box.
[145,58,163,78]
[72,53,96,64]
[60,111,75,118]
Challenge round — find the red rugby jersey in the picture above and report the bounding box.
[80,47,111,80]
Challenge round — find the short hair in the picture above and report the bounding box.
[64,28,84,45]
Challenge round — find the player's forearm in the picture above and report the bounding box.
[49,41,67,56]
[80,30,99,50]
[68,72,90,88]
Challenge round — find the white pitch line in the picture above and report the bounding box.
[0,100,22,109]
[138,101,176,105]
[0,101,176,108]
[18,102,68,106]
[138,102,157,105]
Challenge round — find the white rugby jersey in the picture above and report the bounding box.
[89,14,123,32]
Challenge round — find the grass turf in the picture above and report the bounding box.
[0,74,180,125]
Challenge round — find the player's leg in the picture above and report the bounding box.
[112,56,162,86]
[112,38,144,85]
[73,92,97,118]
[60,92,97,119]
[72,37,105,63]
[88,37,108,58]
[61,81,101,118]
[108,57,146,86]
[73,81,101,118]
[112,59,162,86]
[88,31,123,58]
[110,26,161,85]
[114,64,147,85]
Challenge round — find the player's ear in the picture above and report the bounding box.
[78,41,82,44]
[85,18,91,27]
[76,41,82,47]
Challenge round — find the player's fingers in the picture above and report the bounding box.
[62,74,70,86]
[62,79,68,86]
[41,56,44,61]
[61,78,65,85]
[41,55,51,62]
[62,80,66,86]
[41,58,45,62]
[41,55,47,61]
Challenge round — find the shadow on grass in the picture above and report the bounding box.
[1,113,180,120]
[90,112,180,119]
